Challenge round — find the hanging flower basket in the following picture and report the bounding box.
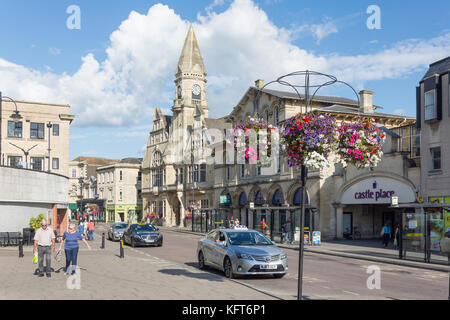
[232,118,275,166]
[337,118,385,168]
[282,113,339,169]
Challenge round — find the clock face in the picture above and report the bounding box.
[192,84,201,96]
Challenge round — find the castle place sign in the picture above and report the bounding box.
[341,176,416,205]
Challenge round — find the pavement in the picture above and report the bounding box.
[159,225,450,272]
[0,227,278,300]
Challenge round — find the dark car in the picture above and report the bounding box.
[122,223,163,247]
[108,222,129,241]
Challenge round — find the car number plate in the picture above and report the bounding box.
[260,264,277,270]
[146,239,155,242]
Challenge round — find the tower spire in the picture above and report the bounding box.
[176,23,206,76]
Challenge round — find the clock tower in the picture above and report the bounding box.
[173,23,209,118]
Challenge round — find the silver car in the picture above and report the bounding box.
[197,227,288,279]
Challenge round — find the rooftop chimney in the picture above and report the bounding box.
[359,90,374,114]
[255,79,264,89]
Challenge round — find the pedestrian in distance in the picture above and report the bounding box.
[393,224,400,249]
[59,223,91,275]
[88,220,95,241]
[234,218,240,226]
[284,218,292,244]
[381,223,391,248]
[83,219,88,240]
[78,221,84,237]
[33,219,55,277]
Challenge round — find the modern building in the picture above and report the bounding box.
[0,94,75,177]
[416,56,450,240]
[0,160,69,235]
[68,156,119,219]
[97,158,143,223]
[141,24,421,240]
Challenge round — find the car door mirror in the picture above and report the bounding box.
[156,228,160,231]
[216,241,226,247]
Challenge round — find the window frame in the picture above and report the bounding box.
[424,89,436,121]
[430,147,441,171]
[52,157,59,170]
[7,121,23,138]
[30,122,45,139]
[52,124,60,136]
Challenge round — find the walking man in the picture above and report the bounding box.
[33,219,55,277]
[87,220,95,241]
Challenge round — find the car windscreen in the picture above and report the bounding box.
[114,223,128,229]
[226,231,272,246]
[132,224,157,232]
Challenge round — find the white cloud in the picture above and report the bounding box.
[0,0,449,128]
[49,47,61,55]
[310,19,338,44]
[393,109,406,116]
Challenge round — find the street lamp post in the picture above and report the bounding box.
[8,142,37,169]
[253,70,360,300]
[47,122,52,173]
[79,177,84,217]
[1,93,23,165]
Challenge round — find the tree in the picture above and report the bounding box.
[29,213,46,231]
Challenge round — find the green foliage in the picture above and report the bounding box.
[29,213,46,231]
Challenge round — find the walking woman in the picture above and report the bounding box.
[58,223,91,275]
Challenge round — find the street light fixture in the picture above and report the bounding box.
[0,93,23,165]
[47,122,52,172]
[8,142,38,169]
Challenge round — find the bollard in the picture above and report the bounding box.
[120,239,124,258]
[101,233,105,249]
[19,238,24,258]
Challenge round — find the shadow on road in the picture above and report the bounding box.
[159,268,225,282]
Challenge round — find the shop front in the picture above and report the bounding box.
[337,174,417,239]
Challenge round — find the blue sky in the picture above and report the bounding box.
[0,0,449,160]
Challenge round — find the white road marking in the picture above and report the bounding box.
[342,290,360,296]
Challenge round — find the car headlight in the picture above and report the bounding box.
[236,253,253,260]
[280,254,287,260]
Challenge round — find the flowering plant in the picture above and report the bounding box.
[337,118,385,168]
[282,113,339,169]
[232,118,276,166]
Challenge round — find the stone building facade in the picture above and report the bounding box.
[97,158,143,223]
[142,24,421,240]
[0,96,74,177]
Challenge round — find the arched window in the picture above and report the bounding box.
[293,188,309,205]
[254,190,265,206]
[274,106,279,124]
[272,189,284,205]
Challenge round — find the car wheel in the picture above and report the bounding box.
[198,251,206,270]
[273,273,285,279]
[223,257,235,279]
[157,240,163,247]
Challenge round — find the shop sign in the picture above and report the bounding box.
[341,177,415,204]
[220,195,231,205]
